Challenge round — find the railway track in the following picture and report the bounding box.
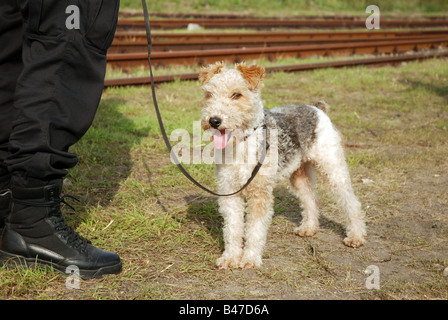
[107,18,448,88]
[103,50,448,88]
[114,30,448,43]
[116,18,448,31]
[110,31,448,53]
[106,36,448,69]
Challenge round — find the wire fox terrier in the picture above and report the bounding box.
[199,62,366,269]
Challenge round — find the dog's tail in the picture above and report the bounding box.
[314,100,330,113]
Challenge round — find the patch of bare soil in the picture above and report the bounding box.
[150,159,448,300]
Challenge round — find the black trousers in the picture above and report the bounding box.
[0,0,120,188]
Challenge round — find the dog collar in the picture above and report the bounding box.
[242,122,270,155]
[242,121,267,142]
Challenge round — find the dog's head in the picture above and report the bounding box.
[199,62,265,149]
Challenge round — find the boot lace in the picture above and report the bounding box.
[0,189,11,197]
[13,194,91,251]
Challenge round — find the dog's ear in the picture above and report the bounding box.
[236,63,265,91]
[199,62,224,85]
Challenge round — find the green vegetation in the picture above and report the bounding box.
[120,0,448,16]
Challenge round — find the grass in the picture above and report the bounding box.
[120,0,448,16]
[1,55,447,300]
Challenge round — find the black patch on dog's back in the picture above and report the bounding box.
[264,105,319,169]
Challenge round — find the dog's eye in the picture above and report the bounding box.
[205,92,213,99]
[231,92,242,100]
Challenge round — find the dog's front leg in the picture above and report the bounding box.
[240,186,274,269]
[216,195,246,269]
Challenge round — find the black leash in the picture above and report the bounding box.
[141,0,269,197]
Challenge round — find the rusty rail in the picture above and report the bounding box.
[110,33,448,53]
[106,37,448,69]
[116,18,448,31]
[114,30,448,43]
[104,50,448,88]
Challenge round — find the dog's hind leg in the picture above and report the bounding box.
[290,162,319,238]
[309,117,366,247]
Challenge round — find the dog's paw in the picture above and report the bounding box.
[343,235,366,248]
[239,253,262,269]
[216,255,241,269]
[294,225,318,237]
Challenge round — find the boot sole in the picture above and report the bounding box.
[0,250,122,280]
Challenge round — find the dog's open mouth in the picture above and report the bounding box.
[213,129,232,150]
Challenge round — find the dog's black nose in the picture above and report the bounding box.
[209,117,222,129]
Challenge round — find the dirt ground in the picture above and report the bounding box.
[148,165,448,300]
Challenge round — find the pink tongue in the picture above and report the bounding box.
[213,130,228,149]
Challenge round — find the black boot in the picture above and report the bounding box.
[0,181,122,279]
